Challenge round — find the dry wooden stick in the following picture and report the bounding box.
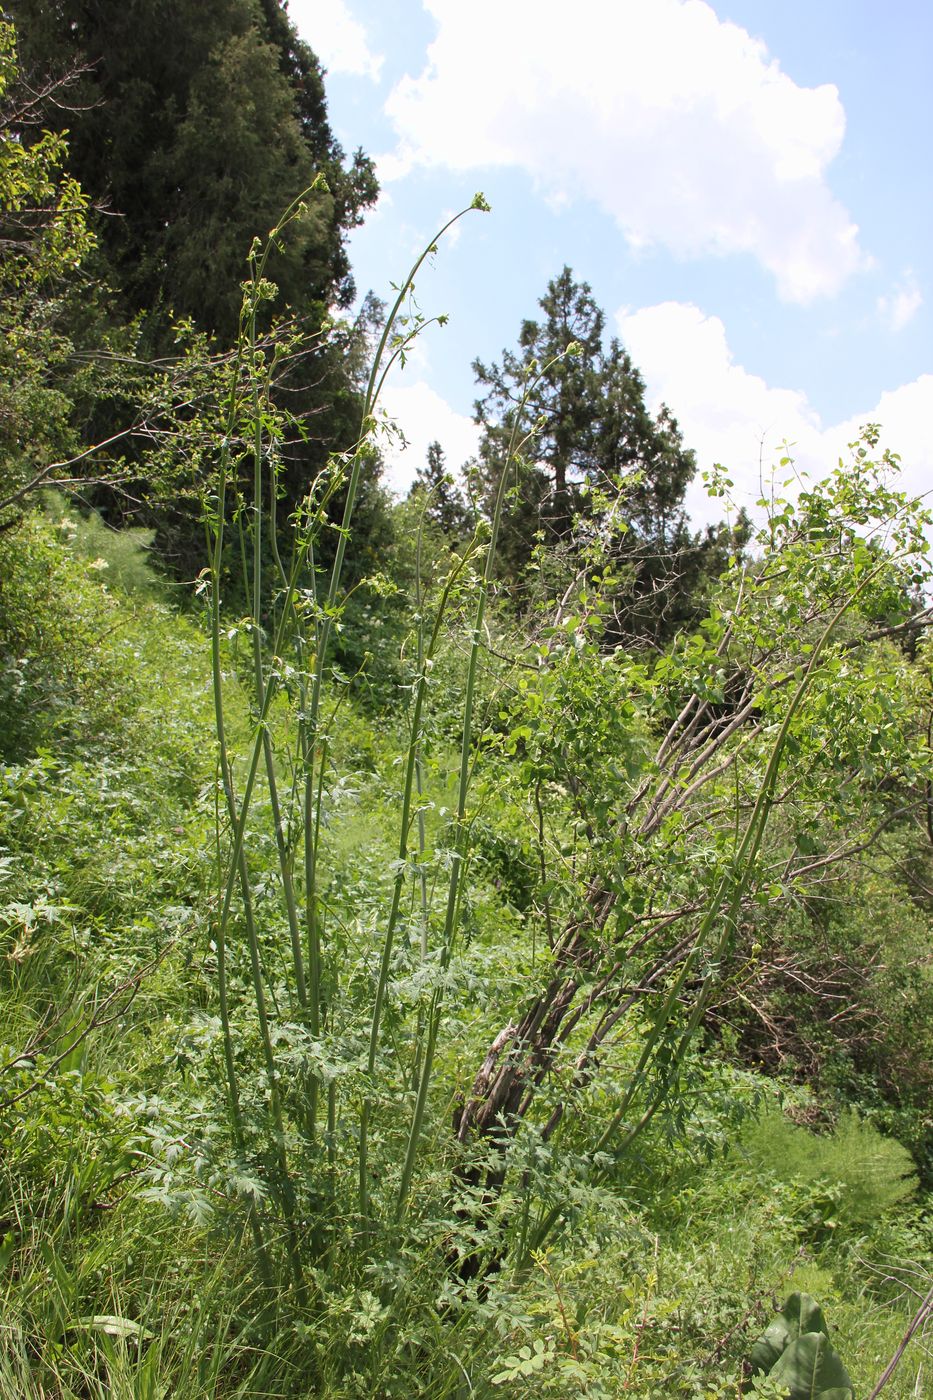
[867,1282,933,1400]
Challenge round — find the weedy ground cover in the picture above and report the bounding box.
[1,203,932,1398]
[1,490,930,1399]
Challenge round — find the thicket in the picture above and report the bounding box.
[2,8,933,1398]
[3,0,383,577]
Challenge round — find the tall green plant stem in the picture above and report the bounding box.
[411,500,433,1089]
[207,191,328,1293]
[209,188,489,1266]
[249,352,308,1018]
[207,332,275,1289]
[266,198,492,1220]
[394,357,569,1220]
[300,204,487,1051]
[357,543,478,1217]
[213,490,305,1291]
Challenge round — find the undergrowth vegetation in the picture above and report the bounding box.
[2,203,933,1399]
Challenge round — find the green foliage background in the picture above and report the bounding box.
[1,8,932,1397]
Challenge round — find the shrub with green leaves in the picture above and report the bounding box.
[741,1107,917,1235]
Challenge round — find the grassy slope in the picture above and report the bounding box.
[0,509,929,1398]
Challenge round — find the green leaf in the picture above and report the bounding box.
[749,1294,829,1375]
[770,1333,853,1400]
[0,1232,15,1274]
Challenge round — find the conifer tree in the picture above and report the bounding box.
[473,267,728,639]
[474,268,694,569]
[410,440,474,540]
[6,0,384,576]
[8,0,377,344]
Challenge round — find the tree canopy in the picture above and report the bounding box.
[471,267,735,639]
[473,271,690,549]
[4,0,385,578]
[8,0,377,345]
[409,439,475,540]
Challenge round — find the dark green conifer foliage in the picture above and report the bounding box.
[473,267,728,639]
[410,440,474,540]
[7,0,384,578]
[474,268,609,572]
[8,0,377,345]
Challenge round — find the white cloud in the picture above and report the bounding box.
[384,0,865,302]
[877,272,923,333]
[832,378,933,502]
[617,300,933,524]
[375,378,479,496]
[289,0,383,81]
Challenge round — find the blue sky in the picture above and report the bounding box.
[288,0,932,527]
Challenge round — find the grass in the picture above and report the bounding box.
[0,490,931,1396]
